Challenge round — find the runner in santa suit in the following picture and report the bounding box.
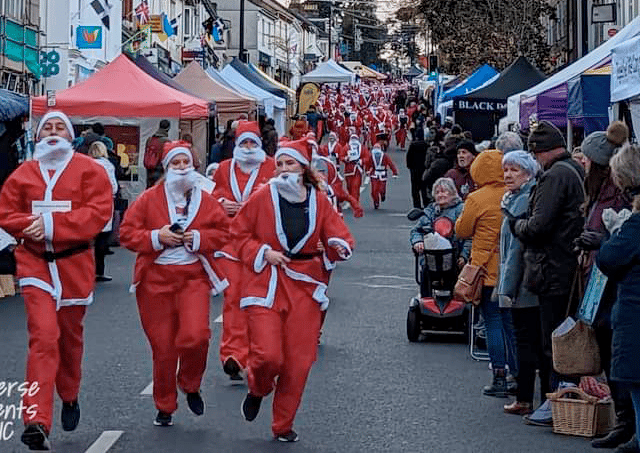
[312,155,363,219]
[395,108,409,150]
[119,141,230,427]
[0,111,112,451]
[236,139,355,442]
[319,132,343,163]
[366,142,399,209]
[213,121,275,382]
[339,134,369,203]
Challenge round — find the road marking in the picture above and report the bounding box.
[140,381,153,395]
[353,282,415,290]
[214,314,223,323]
[364,275,414,281]
[387,213,408,217]
[84,431,123,453]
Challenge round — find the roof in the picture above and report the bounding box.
[300,59,356,83]
[442,64,499,102]
[174,62,256,116]
[228,58,288,100]
[32,54,209,118]
[457,56,545,101]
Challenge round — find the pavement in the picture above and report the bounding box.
[0,146,593,452]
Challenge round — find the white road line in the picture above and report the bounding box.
[364,275,414,281]
[140,381,153,395]
[84,431,123,453]
[214,314,223,323]
[387,213,408,217]
[353,282,415,290]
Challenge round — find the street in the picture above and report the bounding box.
[0,148,590,453]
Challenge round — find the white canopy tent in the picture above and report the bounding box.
[216,65,287,135]
[300,59,356,84]
[506,15,640,125]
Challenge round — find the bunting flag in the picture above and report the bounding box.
[90,0,111,29]
[135,0,150,25]
[162,13,178,37]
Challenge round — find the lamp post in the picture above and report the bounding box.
[239,0,247,62]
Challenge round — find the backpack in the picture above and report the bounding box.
[144,136,164,170]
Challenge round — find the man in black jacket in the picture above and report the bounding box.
[406,139,428,208]
[510,121,584,424]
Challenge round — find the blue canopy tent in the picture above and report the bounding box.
[567,72,611,136]
[441,64,499,103]
[0,89,28,122]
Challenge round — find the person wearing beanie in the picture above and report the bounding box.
[233,139,355,442]
[366,141,398,209]
[510,120,586,425]
[574,126,634,450]
[340,133,372,204]
[212,120,276,382]
[444,140,478,200]
[120,141,230,428]
[0,111,113,450]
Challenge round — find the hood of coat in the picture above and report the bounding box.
[470,149,504,188]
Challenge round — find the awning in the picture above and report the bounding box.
[300,59,356,84]
[0,89,28,121]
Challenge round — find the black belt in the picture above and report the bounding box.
[26,243,91,262]
[284,251,322,260]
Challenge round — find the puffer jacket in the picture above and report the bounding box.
[597,213,640,384]
[513,152,584,296]
[455,150,505,286]
[497,178,539,308]
[409,198,471,261]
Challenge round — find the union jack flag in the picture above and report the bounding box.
[135,0,150,25]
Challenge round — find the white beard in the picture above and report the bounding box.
[33,136,74,170]
[271,172,307,203]
[233,145,266,169]
[165,167,197,204]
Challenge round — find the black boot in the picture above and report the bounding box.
[483,368,508,398]
[592,413,635,449]
[614,434,638,453]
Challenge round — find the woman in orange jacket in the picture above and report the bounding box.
[455,149,517,398]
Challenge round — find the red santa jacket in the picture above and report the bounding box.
[212,157,275,205]
[367,149,398,181]
[0,153,112,308]
[339,141,370,177]
[230,183,355,311]
[120,183,230,294]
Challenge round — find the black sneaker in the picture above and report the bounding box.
[275,430,299,442]
[186,391,205,416]
[61,400,80,431]
[223,357,244,382]
[21,424,51,451]
[241,393,262,421]
[153,411,173,427]
[614,434,638,453]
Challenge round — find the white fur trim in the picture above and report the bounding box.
[254,244,272,273]
[240,264,278,309]
[185,230,200,252]
[213,251,240,261]
[42,212,54,241]
[151,229,163,251]
[162,147,193,169]
[275,147,310,166]
[328,237,352,260]
[236,131,262,148]
[36,111,75,140]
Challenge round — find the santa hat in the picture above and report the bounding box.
[371,141,383,151]
[36,111,75,140]
[235,121,262,148]
[276,139,312,166]
[312,155,338,185]
[162,140,193,169]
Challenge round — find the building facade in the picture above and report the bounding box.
[0,0,41,94]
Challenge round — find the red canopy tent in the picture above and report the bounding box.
[32,54,209,119]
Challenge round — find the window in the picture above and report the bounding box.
[184,8,190,36]
[170,0,176,21]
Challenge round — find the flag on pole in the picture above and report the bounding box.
[135,0,150,25]
[162,13,177,37]
[90,0,111,29]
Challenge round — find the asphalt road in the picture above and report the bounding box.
[0,147,592,452]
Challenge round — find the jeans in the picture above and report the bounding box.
[512,306,550,403]
[409,168,428,209]
[480,286,518,375]
[630,385,640,443]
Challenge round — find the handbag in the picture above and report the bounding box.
[552,267,602,376]
[454,263,486,305]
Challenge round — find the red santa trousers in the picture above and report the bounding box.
[218,259,249,369]
[370,178,387,208]
[395,128,407,148]
[245,295,322,436]
[345,172,362,203]
[21,287,86,433]
[135,263,211,414]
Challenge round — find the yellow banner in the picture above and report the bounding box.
[298,83,320,115]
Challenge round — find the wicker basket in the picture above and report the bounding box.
[546,387,614,437]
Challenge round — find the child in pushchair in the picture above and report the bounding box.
[406,178,471,341]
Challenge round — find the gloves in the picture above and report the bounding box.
[573,230,605,251]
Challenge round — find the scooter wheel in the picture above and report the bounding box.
[407,307,421,342]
